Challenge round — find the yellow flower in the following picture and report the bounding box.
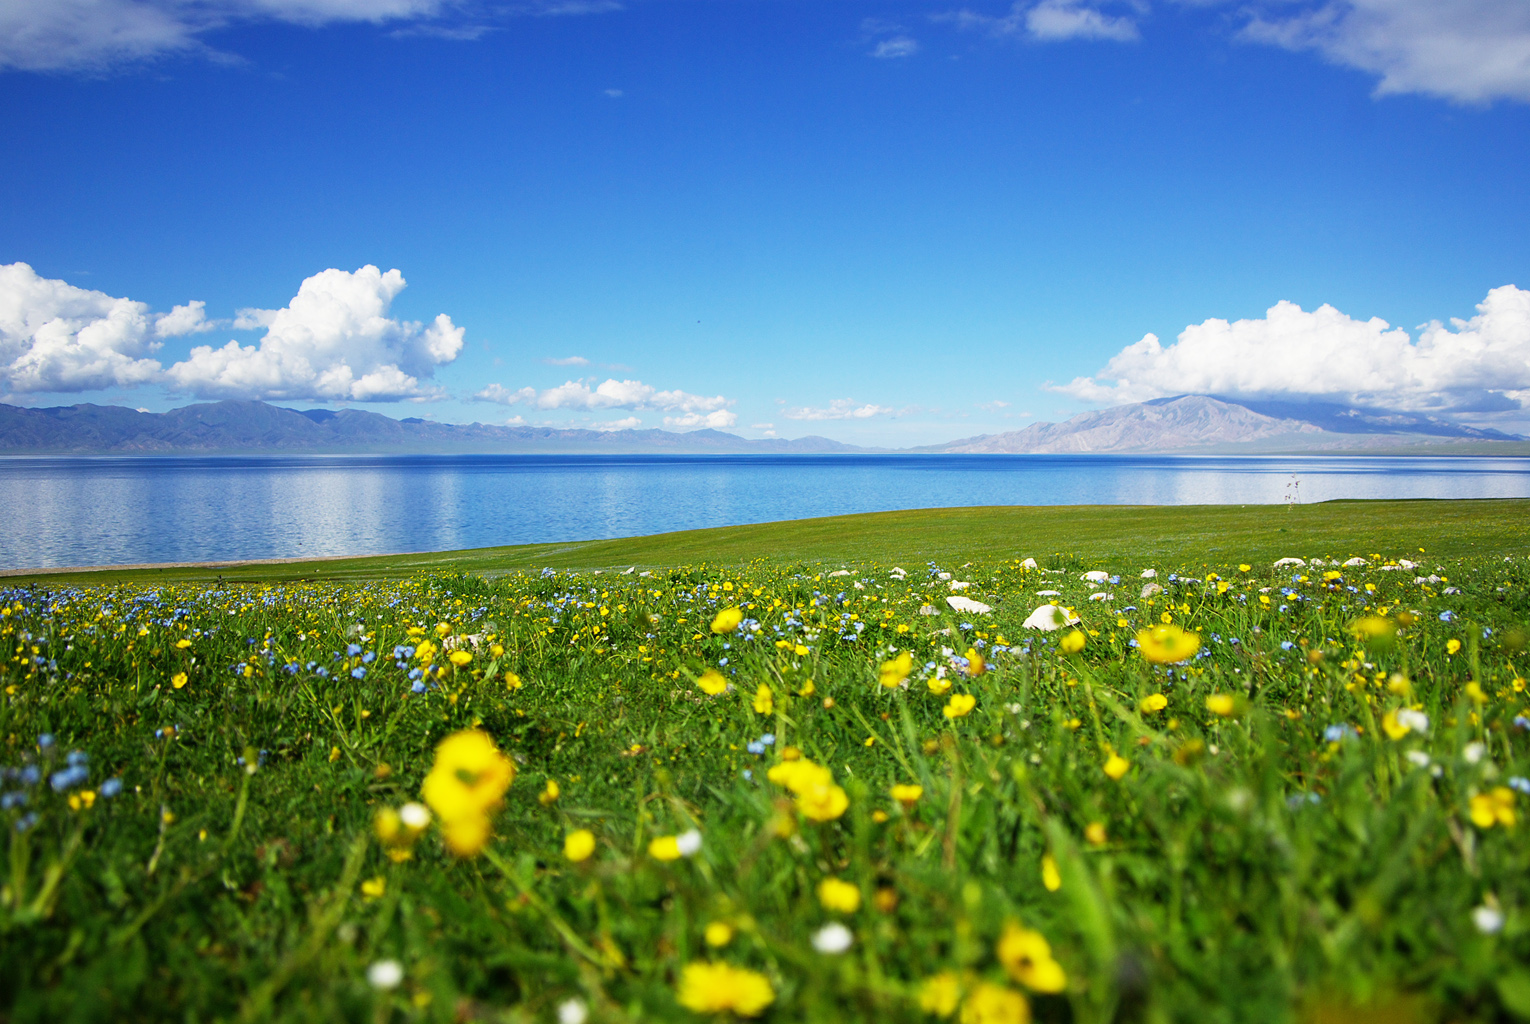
[944,693,976,719]
[1351,616,1395,641]
[539,779,560,805]
[1205,694,1236,717]
[964,648,986,677]
[1084,822,1107,846]
[1238,563,1251,572]
[928,676,953,696]
[1469,788,1516,829]
[435,622,453,637]
[414,640,437,663]
[704,921,735,947]
[441,813,492,857]
[768,759,833,793]
[174,638,192,649]
[797,781,850,822]
[361,876,386,899]
[996,924,1067,993]
[505,671,522,689]
[420,730,515,857]
[919,972,964,1017]
[1446,639,1462,655]
[879,651,913,688]
[753,684,774,715]
[170,672,188,689]
[817,877,862,913]
[329,745,341,763]
[697,669,728,695]
[676,962,775,1017]
[1103,754,1129,781]
[1465,681,1486,705]
[564,829,596,862]
[1136,624,1201,664]
[1040,854,1061,892]
[959,982,1030,1024]
[1139,693,1167,713]
[649,835,682,860]
[890,783,923,808]
[448,650,473,667]
[1059,630,1085,655]
[1381,710,1410,740]
[711,607,744,634]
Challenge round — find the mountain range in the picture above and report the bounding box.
[0,395,1521,455]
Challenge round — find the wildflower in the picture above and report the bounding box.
[367,960,404,990]
[1473,904,1505,935]
[697,670,728,696]
[811,922,854,954]
[944,694,976,719]
[1059,630,1085,655]
[1465,681,1486,705]
[420,730,514,857]
[1103,754,1129,781]
[1447,639,1462,655]
[174,638,192,649]
[448,650,472,667]
[1041,854,1061,892]
[964,648,986,677]
[1139,693,1168,713]
[1084,822,1107,846]
[564,829,596,862]
[1382,708,1429,739]
[649,829,702,861]
[928,676,953,696]
[891,783,923,808]
[879,651,913,688]
[753,684,773,715]
[1351,616,1394,642]
[797,778,850,822]
[1137,624,1201,664]
[1206,694,1236,717]
[919,972,964,1017]
[361,876,386,899]
[557,998,589,1024]
[997,923,1068,992]
[676,962,775,1017]
[171,672,188,689]
[960,982,1029,1024]
[817,877,861,913]
[711,607,743,633]
[539,779,561,805]
[705,921,735,947]
[1469,788,1516,829]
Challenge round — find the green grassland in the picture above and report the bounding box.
[1,501,1529,1023]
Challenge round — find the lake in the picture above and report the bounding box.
[3,453,1529,569]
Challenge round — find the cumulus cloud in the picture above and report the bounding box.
[0,262,169,393]
[473,377,734,416]
[592,416,642,431]
[155,301,216,337]
[166,265,464,401]
[1239,0,1530,104]
[664,410,738,429]
[783,399,895,421]
[944,0,1141,43]
[1055,284,1530,411]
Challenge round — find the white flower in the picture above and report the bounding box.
[946,596,992,615]
[812,922,854,954]
[367,959,404,990]
[1022,603,1079,630]
[1472,905,1504,934]
[557,998,589,1024]
[675,829,702,856]
[1464,742,1487,764]
[399,802,431,829]
[1396,709,1429,735]
[1406,750,1432,768]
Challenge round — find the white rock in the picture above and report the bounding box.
[949,580,971,590]
[1140,583,1162,598]
[937,572,952,580]
[1082,570,1110,582]
[1088,592,1111,602]
[1019,558,1038,569]
[622,566,635,575]
[1273,558,1306,568]
[1399,559,1416,569]
[1036,590,1061,597]
[1022,604,1079,630]
[829,569,852,577]
[1140,569,1157,579]
[918,605,939,616]
[1343,557,1368,567]
[946,596,993,615]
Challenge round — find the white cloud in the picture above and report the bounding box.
[1238,0,1530,104]
[592,416,642,431]
[0,262,168,392]
[783,399,895,421]
[1056,284,1530,411]
[474,377,735,414]
[166,265,464,401]
[944,1,1140,43]
[603,88,624,98]
[664,410,738,429]
[155,300,216,337]
[873,36,920,57]
[542,355,590,366]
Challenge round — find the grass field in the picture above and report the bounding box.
[2,501,1529,1023]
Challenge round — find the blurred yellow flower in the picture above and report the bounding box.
[890,783,923,808]
[753,684,773,715]
[879,651,913,688]
[1470,788,1516,829]
[1139,693,1168,713]
[697,669,728,696]
[564,829,596,862]
[711,607,743,634]
[1103,754,1129,781]
[649,835,682,861]
[435,622,453,637]
[944,693,976,719]
[1206,694,1236,717]
[1465,681,1486,705]
[928,676,953,696]
[1084,822,1107,846]
[959,982,1029,1024]
[414,641,437,664]
[174,638,192,649]
[704,921,735,947]
[817,877,861,913]
[171,672,188,689]
[797,780,850,822]
[676,962,774,1017]
[361,876,386,899]
[920,971,964,1017]
[539,779,560,805]
[420,729,514,857]
[1351,616,1395,641]
[448,650,473,667]
[1040,854,1061,892]
[1059,630,1085,655]
[997,923,1067,993]
[1137,624,1200,664]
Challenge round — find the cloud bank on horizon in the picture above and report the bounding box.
[4,1,1530,106]
[1057,284,1530,415]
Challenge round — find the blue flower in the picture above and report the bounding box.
[1439,611,1456,623]
[1280,640,1295,651]
[1509,776,1530,796]
[362,651,376,664]
[411,680,426,694]
[760,733,775,746]
[100,777,123,798]
[746,741,765,754]
[37,733,53,749]
[347,643,362,656]
[1324,724,1357,743]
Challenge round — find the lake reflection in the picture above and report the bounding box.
[3,453,1528,569]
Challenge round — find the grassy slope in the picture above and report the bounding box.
[9,498,1530,586]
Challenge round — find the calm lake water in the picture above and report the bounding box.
[3,453,1529,569]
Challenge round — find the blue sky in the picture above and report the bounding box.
[2,0,1529,444]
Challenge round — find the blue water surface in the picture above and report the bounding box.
[2,453,1528,569]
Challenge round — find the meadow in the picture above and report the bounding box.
[2,500,1529,1023]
